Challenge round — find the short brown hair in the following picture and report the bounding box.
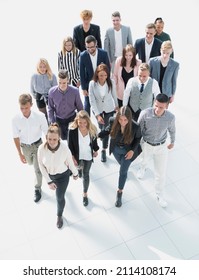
[80,10,92,20]
[18,94,32,105]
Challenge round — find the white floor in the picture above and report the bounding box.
[1,95,199,261]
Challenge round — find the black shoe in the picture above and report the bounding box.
[78,169,82,178]
[56,216,63,229]
[83,196,88,206]
[101,150,107,162]
[34,190,41,203]
[115,191,122,207]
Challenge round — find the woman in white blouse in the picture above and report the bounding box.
[89,63,119,162]
[37,123,78,229]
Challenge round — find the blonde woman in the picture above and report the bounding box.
[37,123,78,229]
[30,58,57,120]
[113,44,141,107]
[68,110,99,206]
[58,36,81,87]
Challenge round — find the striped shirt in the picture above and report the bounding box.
[58,49,80,86]
[138,107,175,144]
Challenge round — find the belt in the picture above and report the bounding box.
[21,138,41,147]
[144,140,165,146]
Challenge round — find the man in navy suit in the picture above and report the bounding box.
[134,23,162,63]
[79,35,110,116]
[73,9,102,52]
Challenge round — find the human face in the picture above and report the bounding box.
[98,70,108,84]
[112,16,121,31]
[118,115,129,128]
[138,69,149,84]
[20,102,32,118]
[38,62,47,74]
[78,118,88,131]
[64,41,73,52]
[155,22,164,35]
[85,42,97,55]
[145,27,156,44]
[47,132,60,149]
[59,78,68,91]
[161,48,173,60]
[125,51,133,63]
[154,100,167,117]
[82,17,91,27]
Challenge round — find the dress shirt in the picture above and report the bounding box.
[138,107,176,144]
[48,85,83,123]
[12,111,48,144]
[30,73,57,98]
[145,39,154,63]
[38,141,78,183]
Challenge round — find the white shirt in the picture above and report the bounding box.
[12,110,48,144]
[89,49,98,72]
[78,129,92,161]
[145,39,154,63]
[114,29,123,58]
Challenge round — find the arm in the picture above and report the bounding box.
[167,116,176,149]
[47,91,55,123]
[123,78,133,106]
[30,75,36,98]
[13,137,27,164]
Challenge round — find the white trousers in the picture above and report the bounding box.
[140,141,168,196]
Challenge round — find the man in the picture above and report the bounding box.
[134,23,162,63]
[104,11,133,72]
[79,35,110,116]
[123,63,160,121]
[48,69,83,140]
[12,94,48,202]
[73,9,102,52]
[137,93,176,208]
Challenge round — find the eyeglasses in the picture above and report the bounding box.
[86,45,96,49]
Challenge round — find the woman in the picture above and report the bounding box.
[37,123,78,229]
[30,58,57,121]
[68,110,99,206]
[89,63,119,162]
[98,106,142,207]
[58,36,81,87]
[113,44,141,107]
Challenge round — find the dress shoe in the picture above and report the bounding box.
[83,196,88,206]
[101,150,107,162]
[157,195,168,208]
[56,216,63,229]
[34,190,41,202]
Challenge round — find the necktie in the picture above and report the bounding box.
[140,83,144,93]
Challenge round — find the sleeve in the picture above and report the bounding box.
[37,146,52,183]
[172,62,180,95]
[30,75,36,98]
[75,90,83,111]
[111,79,118,107]
[65,145,78,176]
[89,81,100,116]
[127,26,133,45]
[40,113,48,136]
[96,26,102,48]
[58,51,63,71]
[168,116,176,144]
[130,123,142,152]
[79,54,87,90]
[123,78,132,106]
[152,79,161,98]
[47,90,55,123]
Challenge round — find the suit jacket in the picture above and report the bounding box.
[104,25,133,63]
[73,23,102,52]
[79,48,110,91]
[98,117,142,158]
[134,38,162,62]
[68,127,99,164]
[148,56,179,97]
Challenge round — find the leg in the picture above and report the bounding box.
[137,141,153,179]
[82,160,92,206]
[84,96,90,116]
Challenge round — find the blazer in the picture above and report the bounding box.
[98,117,142,159]
[113,56,142,100]
[68,127,99,164]
[73,23,102,52]
[134,38,162,62]
[104,25,133,63]
[79,48,110,91]
[89,79,118,116]
[148,56,179,97]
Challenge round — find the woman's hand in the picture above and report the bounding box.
[97,115,105,125]
[125,150,134,160]
[49,182,57,190]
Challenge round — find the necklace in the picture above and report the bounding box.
[47,141,60,153]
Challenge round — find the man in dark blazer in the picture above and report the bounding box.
[134,23,162,63]
[79,35,110,116]
[73,9,102,52]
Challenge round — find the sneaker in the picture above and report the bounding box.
[157,195,168,208]
[101,150,107,162]
[137,167,145,179]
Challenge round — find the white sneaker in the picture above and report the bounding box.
[157,195,168,208]
[137,168,146,179]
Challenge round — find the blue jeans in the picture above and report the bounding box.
[79,159,93,193]
[113,145,133,190]
[49,170,70,216]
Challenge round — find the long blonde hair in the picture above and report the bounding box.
[36,58,53,80]
[69,110,98,138]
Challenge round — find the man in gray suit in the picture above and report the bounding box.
[104,11,133,72]
[148,40,179,105]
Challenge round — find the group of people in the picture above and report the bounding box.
[12,10,178,229]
